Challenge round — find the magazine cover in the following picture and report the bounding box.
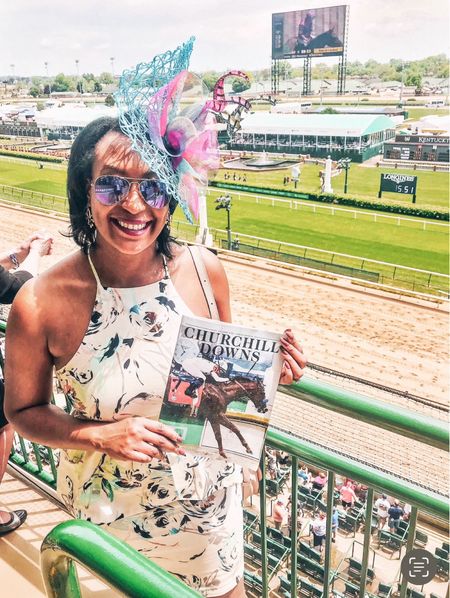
[160,314,282,471]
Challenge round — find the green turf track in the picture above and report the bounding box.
[215,163,449,210]
[0,157,448,275]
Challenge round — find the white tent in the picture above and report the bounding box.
[35,104,117,130]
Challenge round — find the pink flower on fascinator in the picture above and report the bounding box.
[147,71,220,221]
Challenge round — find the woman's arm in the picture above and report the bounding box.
[4,279,184,461]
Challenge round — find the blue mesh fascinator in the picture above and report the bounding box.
[114,37,220,222]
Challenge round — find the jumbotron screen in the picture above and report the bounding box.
[272,5,348,59]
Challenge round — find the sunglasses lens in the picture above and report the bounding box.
[140,180,170,208]
[94,176,129,205]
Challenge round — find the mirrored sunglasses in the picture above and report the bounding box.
[92,175,170,208]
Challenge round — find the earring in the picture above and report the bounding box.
[86,205,95,231]
[165,215,172,234]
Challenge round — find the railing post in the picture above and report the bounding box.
[399,506,418,598]
[259,452,269,598]
[359,487,374,597]
[290,456,298,597]
[323,471,335,598]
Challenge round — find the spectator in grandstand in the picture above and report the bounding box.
[286,494,303,530]
[374,494,391,531]
[4,39,307,597]
[273,497,287,530]
[331,506,339,542]
[277,450,290,469]
[403,503,411,521]
[340,480,358,510]
[0,232,53,535]
[266,448,278,480]
[298,465,311,486]
[312,471,327,491]
[311,511,327,552]
[388,499,404,533]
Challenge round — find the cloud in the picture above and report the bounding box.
[0,0,448,76]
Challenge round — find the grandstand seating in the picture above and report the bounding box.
[278,575,291,594]
[244,542,282,572]
[378,531,403,557]
[251,531,288,562]
[347,557,375,584]
[299,578,323,598]
[243,571,263,596]
[295,554,325,582]
[436,556,449,579]
[435,546,448,559]
[413,530,428,548]
[344,581,359,597]
[338,513,359,536]
[377,582,392,597]
[299,540,322,563]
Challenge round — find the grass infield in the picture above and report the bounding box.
[0,157,448,274]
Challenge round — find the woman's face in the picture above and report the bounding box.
[89,130,170,255]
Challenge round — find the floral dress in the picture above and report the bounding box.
[55,253,244,597]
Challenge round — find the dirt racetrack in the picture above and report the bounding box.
[1,202,446,403]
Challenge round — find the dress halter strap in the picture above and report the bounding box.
[87,250,103,288]
[86,249,170,288]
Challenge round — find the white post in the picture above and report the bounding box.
[195,188,213,246]
[323,155,333,193]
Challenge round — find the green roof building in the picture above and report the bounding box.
[230,113,396,162]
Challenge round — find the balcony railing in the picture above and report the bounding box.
[1,319,448,598]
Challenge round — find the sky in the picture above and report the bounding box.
[1,0,449,77]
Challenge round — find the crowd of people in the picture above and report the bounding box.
[263,449,412,559]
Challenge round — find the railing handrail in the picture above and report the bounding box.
[41,519,201,598]
[266,427,449,520]
[279,377,449,451]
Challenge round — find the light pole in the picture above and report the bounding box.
[215,195,232,250]
[399,59,408,106]
[338,158,351,194]
[110,57,115,77]
[10,63,15,81]
[44,61,51,95]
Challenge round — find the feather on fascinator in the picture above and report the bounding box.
[114,37,220,222]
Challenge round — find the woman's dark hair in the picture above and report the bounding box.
[67,116,179,257]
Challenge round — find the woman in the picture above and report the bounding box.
[5,40,306,597]
[0,232,53,535]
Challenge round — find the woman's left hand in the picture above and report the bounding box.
[279,329,307,385]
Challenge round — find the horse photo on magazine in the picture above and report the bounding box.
[159,315,282,470]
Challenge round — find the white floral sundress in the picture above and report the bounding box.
[55,252,244,597]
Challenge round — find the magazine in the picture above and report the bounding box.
[159,315,282,474]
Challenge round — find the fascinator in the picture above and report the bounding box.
[114,37,220,222]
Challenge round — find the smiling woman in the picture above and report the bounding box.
[3,38,306,598]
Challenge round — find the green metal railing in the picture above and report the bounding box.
[41,520,201,597]
[1,319,448,598]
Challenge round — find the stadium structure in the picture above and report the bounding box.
[230,112,396,162]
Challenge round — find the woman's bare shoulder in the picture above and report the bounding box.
[11,251,94,324]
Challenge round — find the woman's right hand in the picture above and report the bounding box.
[91,416,186,462]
